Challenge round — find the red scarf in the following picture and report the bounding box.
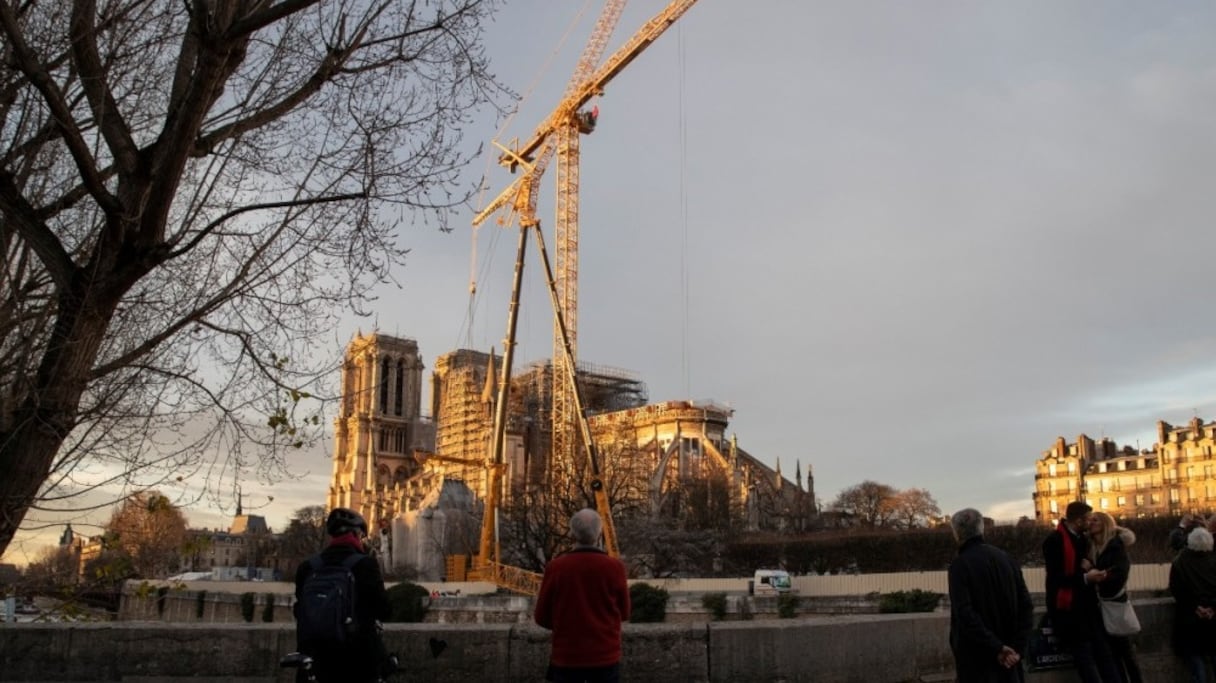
[1055,521,1076,610]
[328,532,365,552]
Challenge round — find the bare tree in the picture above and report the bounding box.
[829,480,899,528]
[22,543,79,590]
[616,516,720,578]
[889,488,941,529]
[276,504,326,570]
[0,0,508,557]
[103,490,188,578]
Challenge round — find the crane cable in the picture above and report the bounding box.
[464,1,595,351]
[679,22,690,397]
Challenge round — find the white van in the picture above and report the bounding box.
[753,569,792,594]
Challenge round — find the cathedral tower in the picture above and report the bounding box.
[328,333,429,527]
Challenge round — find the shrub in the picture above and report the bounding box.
[701,592,728,621]
[239,591,255,622]
[777,594,798,619]
[156,586,169,616]
[878,589,942,614]
[261,592,276,623]
[629,583,669,623]
[384,582,430,623]
[195,590,207,619]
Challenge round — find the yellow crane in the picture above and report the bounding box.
[471,0,702,595]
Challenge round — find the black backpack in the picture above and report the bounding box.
[296,553,364,645]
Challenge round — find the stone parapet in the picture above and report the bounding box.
[1,600,1185,682]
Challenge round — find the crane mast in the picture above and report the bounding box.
[471,0,702,594]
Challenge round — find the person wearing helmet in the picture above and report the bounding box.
[293,507,391,682]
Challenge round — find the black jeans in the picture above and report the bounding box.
[1105,634,1142,683]
[546,662,621,683]
[1069,636,1123,683]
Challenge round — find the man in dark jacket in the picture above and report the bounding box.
[1042,501,1121,683]
[294,508,391,683]
[947,508,1034,682]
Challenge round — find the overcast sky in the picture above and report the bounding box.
[10,1,1216,564]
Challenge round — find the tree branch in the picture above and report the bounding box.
[0,0,120,214]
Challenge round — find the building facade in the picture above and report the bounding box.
[1034,416,1216,523]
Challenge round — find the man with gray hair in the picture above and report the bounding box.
[947,508,1034,682]
[534,509,631,682]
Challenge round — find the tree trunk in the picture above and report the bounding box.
[0,278,119,558]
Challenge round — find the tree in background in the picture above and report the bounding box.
[889,488,941,529]
[497,421,656,572]
[276,505,327,571]
[22,544,79,590]
[830,481,898,527]
[0,0,508,558]
[829,481,940,529]
[103,491,187,578]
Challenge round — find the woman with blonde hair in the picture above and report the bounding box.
[1086,511,1142,683]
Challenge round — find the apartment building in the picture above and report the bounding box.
[1034,416,1216,522]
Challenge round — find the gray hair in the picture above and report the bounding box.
[950,508,985,542]
[570,508,602,547]
[1189,526,1215,552]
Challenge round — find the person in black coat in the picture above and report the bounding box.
[1087,511,1142,683]
[1169,526,1216,683]
[294,508,392,683]
[1042,501,1121,683]
[947,508,1034,682]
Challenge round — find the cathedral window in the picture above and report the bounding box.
[379,358,391,413]
[395,360,405,416]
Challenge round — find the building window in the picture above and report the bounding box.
[1135,494,1144,507]
[1049,500,1058,514]
[379,357,390,413]
[1100,498,1109,510]
[1049,463,1057,476]
[1068,462,1077,474]
[1151,493,1160,504]
[1117,496,1126,507]
[395,360,405,416]
[1170,489,1181,503]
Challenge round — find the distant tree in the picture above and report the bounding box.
[889,488,941,529]
[104,491,187,578]
[82,544,137,586]
[830,481,899,527]
[497,420,658,572]
[276,505,328,570]
[498,488,567,573]
[616,517,721,578]
[180,533,214,572]
[0,0,508,559]
[23,544,79,590]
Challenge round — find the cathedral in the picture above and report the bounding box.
[327,332,815,578]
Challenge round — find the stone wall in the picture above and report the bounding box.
[0,600,1185,682]
[120,583,878,625]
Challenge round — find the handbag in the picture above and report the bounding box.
[1026,614,1074,671]
[1099,588,1141,636]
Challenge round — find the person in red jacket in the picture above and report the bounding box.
[534,508,631,683]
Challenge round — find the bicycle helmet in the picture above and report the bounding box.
[326,507,368,537]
